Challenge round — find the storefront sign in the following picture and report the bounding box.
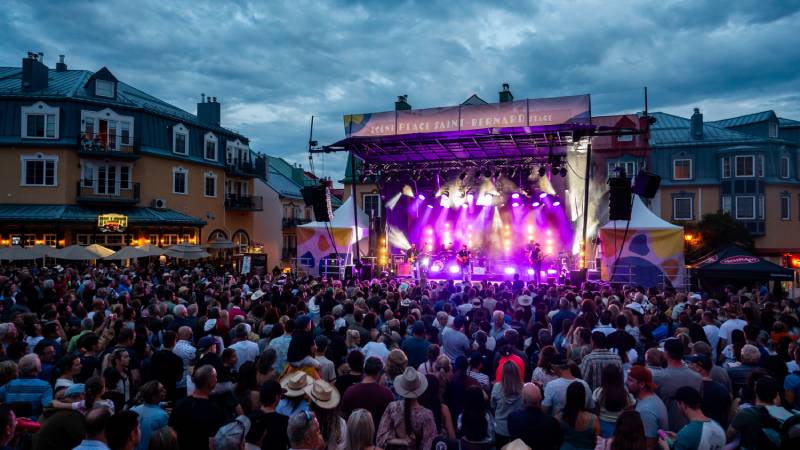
[719,255,760,265]
[241,256,251,274]
[97,214,128,233]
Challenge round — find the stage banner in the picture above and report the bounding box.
[599,228,685,289]
[296,227,354,276]
[343,94,590,138]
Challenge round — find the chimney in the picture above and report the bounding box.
[197,95,221,127]
[690,107,703,139]
[395,94,411,111]
[21,52,49,91]
[499,83,514,103]
[55,54,67,72]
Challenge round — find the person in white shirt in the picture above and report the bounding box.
[172,326,196,390]
[701,311,720,361]
[718,304,747,349]
[229,324,259,371]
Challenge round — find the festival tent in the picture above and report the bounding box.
[164,244,211,260]
[599,196,685,288]
[296,197,369,276]
[691,245,793,281]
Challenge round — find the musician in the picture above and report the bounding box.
[406,243,421,282]
[528,242,543,284]
[456,244,472,282]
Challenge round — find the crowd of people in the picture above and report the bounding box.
[0,261,798,450]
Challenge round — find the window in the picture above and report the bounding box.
[363,193,381,218]
[721,157,731,178]
[21,154,57,186]
[673,159,692,180]
[673,197,693,220]
[172,167,188,194]
[120,166,130,189]
[21,102,59,139]
[204,133,218,161]
[735,196,755,219]
[204,172,217,197]
[181,234,191,244]
[23,234,36,247]
[76,234,91,246]
[162,234,179,246]
[721,196,732,215]
[617,134,633,142]
[780,156,790,179]
[735,155,754,177]
[148,234,159,245]
[607,161,637,179]
[95,79,115,98]
[232,230,249,253]
[80,109,134,151]
[757,155,764,177]
[10,235,21,246]
[173,124,189,155]
[43,234,56,247]
[769,121,779,138]
[780,194,791,220]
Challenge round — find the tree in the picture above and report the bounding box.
[684,211,755,261]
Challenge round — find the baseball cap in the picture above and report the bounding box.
[214,416,251,450]
[628,365,657,389]
[64,383,85,398]
[685,354,712,371]
[411,321,425,335]
[198,336,216,352]
[550,354,568,367]
[294,314,312,330]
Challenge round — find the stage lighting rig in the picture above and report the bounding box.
[538,166,547,177]
[559,167,568,177]
[551,166,560,176]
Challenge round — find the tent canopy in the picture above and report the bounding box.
[692,245,794,281]
[104,246,152,260]
[299,196,369,230]
[602,196,681,230]
[53,244,99,260]
[164,244,210,260]
[85,244,115,258]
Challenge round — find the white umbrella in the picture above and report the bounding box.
[0,246,31,261]
[164,243,211,260]
[104,246,152,260]
[205,238,235,249]
[53,244,99,260]
[27,244,57,258]
[84,243,115,258]
[136,243,165,256]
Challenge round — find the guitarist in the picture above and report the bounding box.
[528,241,543,284]
[456,244,472,283]
[406,243,421,282]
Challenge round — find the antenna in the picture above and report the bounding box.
[308,116,316,175]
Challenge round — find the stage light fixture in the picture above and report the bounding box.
[448,265,460,274]
[559,167,568,177]
[532,201,541,207]
[503,267,516,275]
[466,193,475,204]
[538,166,547,177]
[539,192,548,199]
[527,268,535,275]
[418,193,426,201]
[459,172,467,181]
[553,200,561,206]
[426,204,434,209]
[430,261,444,273]
[511,193,520,199]
[511,202,520,208]
[551,166,560,176]
[440,194,450,208]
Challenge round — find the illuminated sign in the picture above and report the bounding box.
[786,253,800,269]
[719,255,760,265]
[97,214,128,232]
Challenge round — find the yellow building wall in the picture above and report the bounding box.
[0,147,80,204]
[758,185,800,251]
[252,179,283,268]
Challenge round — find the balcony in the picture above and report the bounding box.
[77,133,140,159]
[225,194,263,211]
[282,217,311,228]
[76,180,140,205]
[225,156,266,178]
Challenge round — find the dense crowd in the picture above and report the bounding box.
[0,262,798,450]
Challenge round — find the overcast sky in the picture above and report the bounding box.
[3,0,800,180]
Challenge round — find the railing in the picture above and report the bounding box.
[282,217,311,228]
[225,156,266,177]
[224,194,263,211]
[76,180,140,204]
[77,132,139,157]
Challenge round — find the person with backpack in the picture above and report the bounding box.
[727,376,797,450]
[658,386,725,450]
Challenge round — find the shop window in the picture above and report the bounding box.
[43,234,56,247]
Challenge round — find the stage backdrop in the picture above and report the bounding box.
[599,197,685,288]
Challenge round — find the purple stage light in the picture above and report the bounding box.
[539,192,548,199]
[527,268,535,275]
[511,202,520,208]
[503,266,516,275]
[430,261,444,272]
[418,194,426,201]
[532,201,541,207]
[466,193,475,204]
[553,200,561,206]
[511,193,520,199]
[426,204,434,209]
[547,268,558,275]
[448,265,460,274]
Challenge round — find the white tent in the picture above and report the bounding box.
[53,244,100,260]
[164,243,211,260]
[85,244,115,258]
[599,196,685,288]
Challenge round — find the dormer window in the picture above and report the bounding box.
[95,79,115,98]
[204,132,218,161]
[173,124,189,155]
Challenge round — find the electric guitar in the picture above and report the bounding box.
[456,252,470,266]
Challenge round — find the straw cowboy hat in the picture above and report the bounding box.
[281,371,313,397]
[250,289,265,301]
[304,379,340,409]
[393,367,428,399]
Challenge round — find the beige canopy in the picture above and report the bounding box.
[164,243,211,260]
[85,244,115,258]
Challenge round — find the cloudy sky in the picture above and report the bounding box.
[2,0,800,180]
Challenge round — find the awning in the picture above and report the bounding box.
[205,238,235,249]
[0,204,206,226]
[164,244,211,260]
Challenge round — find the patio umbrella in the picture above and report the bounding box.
[104,246,152,260]
[0,246,30,261]
[84,244,115,258]
[136,243,165,256]
[164,243,211,260]
[27,244,57,259]
[205,237,235,250]
[53,244,99,260]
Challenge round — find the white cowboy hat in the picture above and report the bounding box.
[393,367,428,399]
[304,379,340,409]
[281,371,313,397]
[250,289,265,301]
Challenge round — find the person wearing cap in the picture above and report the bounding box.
[685,354,731,429]
[246,379,289,449]
[305,379,346,450]
[287,410,325,450]
[401,321,431,369]
[277,372,312,417]
[626,366,668,449]
[376,367,436,450]
[543,354,593,417]
[213,415,250,450]
[652,338,702,433]
[660,386,725,450]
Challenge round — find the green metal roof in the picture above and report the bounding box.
[0,204,205,226]
[648,112,761,146]
[0,66,246,140]
[707,111,776,128]
[264,167,303,199]
[780,117,800,127]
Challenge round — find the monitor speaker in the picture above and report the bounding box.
[300,185,333,222]
[570,269,587,285]
[608,176,632,221]
[633,171,661,199]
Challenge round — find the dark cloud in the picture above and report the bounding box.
[2,0,799,180]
